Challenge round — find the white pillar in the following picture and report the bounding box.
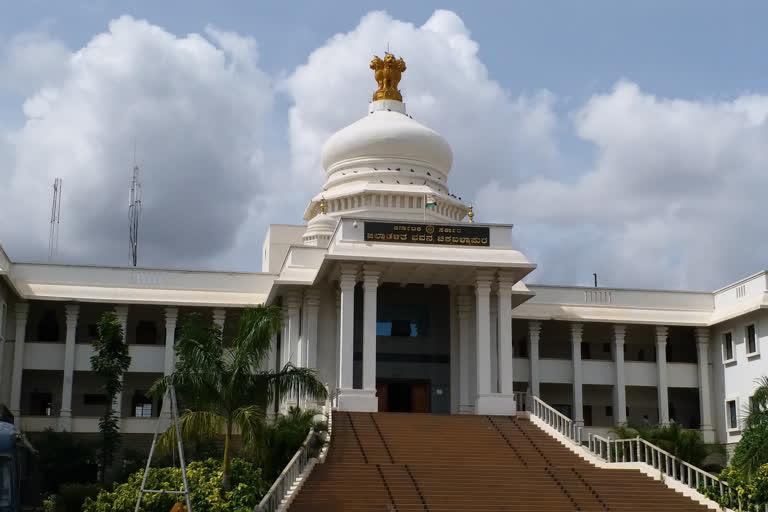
[284,293,301,410]
[9,303,29,417]
[337,264,375,411]
[338,268,356,391]
[212,309,226,331]
[59,305,79,431]
[159,307,178,419]
[361,268,380,393]
[114,305,129,423]
[303,290,320,370]
[695,327,715,442]
[613,324,627,426]
[656,325,669,425]
[489,300,498,393]
[280,308,289,369]
[497,274,514,395]
[571,323,584,427]
[164,307,178,377]
[334,289,341,394]
[476,272,513,414]
[528,320,541,397]
[457,294,473,414]
[286,293,301,367]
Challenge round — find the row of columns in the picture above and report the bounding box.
[455,271,519,415]
[4,302,225,432]
[526,320,714,441]
[336,264,379,411]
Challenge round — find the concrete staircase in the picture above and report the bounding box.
[288,412,714,511]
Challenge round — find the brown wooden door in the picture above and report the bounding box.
[377,383,389,412]
[411,382,429,413]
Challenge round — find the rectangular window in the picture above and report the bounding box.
[605,405,613,417]
[135,403,153,417]
[746,324,758,355]
[727,400,738,430]
[723,332,734,362]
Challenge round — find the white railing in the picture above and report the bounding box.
[524,393,766,512]
[530,395,583,444]
[256,390,332,512]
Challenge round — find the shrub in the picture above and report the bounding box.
[704,464,768,510]
[83,458,268,512]
[51,483,102,512]
[35,429,98,493]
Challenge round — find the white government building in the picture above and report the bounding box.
[0,54,765,452]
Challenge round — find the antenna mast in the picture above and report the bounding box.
[48,178,62,261]
[128,164,142,267]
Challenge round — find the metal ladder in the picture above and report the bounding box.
[134,386,192,512]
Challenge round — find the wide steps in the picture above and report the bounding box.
[289,412,712,511]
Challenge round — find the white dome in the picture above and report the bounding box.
[306,212,337,232]
[321,104,453,176]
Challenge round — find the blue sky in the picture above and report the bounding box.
[5,1,767,98]
[1,2,767,290]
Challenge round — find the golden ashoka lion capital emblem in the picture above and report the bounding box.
[426,225,435,235]
[370,53,407,102]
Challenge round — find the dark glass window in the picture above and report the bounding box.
[727,400,738,429]
[746,325,757,354]
[723,332,734,361]
[376,304,428,338]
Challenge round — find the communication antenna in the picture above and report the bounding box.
[128,160,142,267]
[48,178,62,261]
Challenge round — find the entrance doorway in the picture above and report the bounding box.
[377,380,429,413]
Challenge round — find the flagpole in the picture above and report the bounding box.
[424,193,427,222]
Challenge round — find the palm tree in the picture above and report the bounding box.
[732,376,768,477]
[149,305,328,490]
[259,407,324,480]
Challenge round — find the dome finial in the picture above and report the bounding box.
[370,53,407,102]
[319,197,327,215]
[468,205,474,223]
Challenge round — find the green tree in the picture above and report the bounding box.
[611,422,723,469]
[732,376,768,477]
[149,305,327,491]
[90,311,131,481]
[259,407,323,480]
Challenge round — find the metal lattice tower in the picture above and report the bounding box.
[48,177,62,261]
[128,165,142,267]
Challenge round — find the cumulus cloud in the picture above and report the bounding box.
[2,10,766,291]
[479,81,768,289]
[0,16,274,267]
[283,10,560,202]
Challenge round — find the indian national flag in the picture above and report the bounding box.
[425,194,437,208]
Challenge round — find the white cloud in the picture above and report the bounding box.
[2,11,766,291]
[283,10,560,202]
[480,81,768,289]
[0,16,275,268]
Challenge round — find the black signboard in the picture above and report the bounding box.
[364,221,490,247]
